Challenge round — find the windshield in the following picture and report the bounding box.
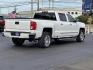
[34,12,56,21]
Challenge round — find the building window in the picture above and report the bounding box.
[71,12,74,14]
[75,12,78,14]
[68,12,70,14]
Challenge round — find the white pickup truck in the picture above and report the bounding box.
[4,11,85,48]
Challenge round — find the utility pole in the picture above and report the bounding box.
[37,0,40,11]
[31,0,33,12]
[14,6,17,13]
[42,0,43,9]
[49,0,51,9]
[49,0,53,9]
[52,0,54,9]
[0,8,1,14]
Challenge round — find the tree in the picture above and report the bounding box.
[77,15,89,24]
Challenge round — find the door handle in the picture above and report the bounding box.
[61,23,63,25]
[15,22,19,25]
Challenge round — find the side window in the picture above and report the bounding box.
[67,14,75,22]
[58,13,67,21]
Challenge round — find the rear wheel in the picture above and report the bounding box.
[12,38,25,46]
[37,32,51,48]
[76,30,85,42]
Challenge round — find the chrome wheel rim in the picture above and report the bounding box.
[44,35,51,47]
[80,32,85,41]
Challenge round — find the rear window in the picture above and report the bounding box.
[34,12,56,21]
[0,16,4,20]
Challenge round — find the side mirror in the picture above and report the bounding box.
[73,20,77,23]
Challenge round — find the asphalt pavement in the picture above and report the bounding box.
[0,33,93,70]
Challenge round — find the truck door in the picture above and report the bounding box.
[66,14,79,36]
[55,13,71,38]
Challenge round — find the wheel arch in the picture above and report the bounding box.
[43,28,53,36]
[79,28,85,34]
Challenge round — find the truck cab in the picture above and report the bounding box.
[4,11,85,48]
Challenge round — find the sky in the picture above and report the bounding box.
[0,0,82,2]
[0,0,82,14]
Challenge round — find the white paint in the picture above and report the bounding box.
[4,11,85,39]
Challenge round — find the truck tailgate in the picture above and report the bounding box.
[5,19,30,30]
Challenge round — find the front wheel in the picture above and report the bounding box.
[76,30,85,42]
[12,38,25,46]
[37,32,51,48]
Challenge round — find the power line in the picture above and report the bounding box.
[0,0,82,14]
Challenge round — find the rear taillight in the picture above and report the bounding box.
[0,20,5,26]
[3,20,5,25]
[30,21,37,30]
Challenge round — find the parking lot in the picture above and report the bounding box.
[0,33,93,70]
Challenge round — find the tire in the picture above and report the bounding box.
[76,30,85,42]
[0,29,3,32]
[12,38,25,46]
[37,32,51,48]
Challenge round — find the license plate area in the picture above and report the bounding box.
[11,32,20,36]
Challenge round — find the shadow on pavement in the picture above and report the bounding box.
[10,38,80,50]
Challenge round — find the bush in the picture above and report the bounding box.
[77,15,89,24]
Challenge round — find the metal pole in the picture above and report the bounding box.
[52,0,54,9]
[14,6,17,13]
[42,0,43,9]
[49,0,50,9]
[37,0,39,11]
[31,0,33,11]
[0,8,1,14]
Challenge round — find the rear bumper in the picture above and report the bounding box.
[4,31,36,39]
